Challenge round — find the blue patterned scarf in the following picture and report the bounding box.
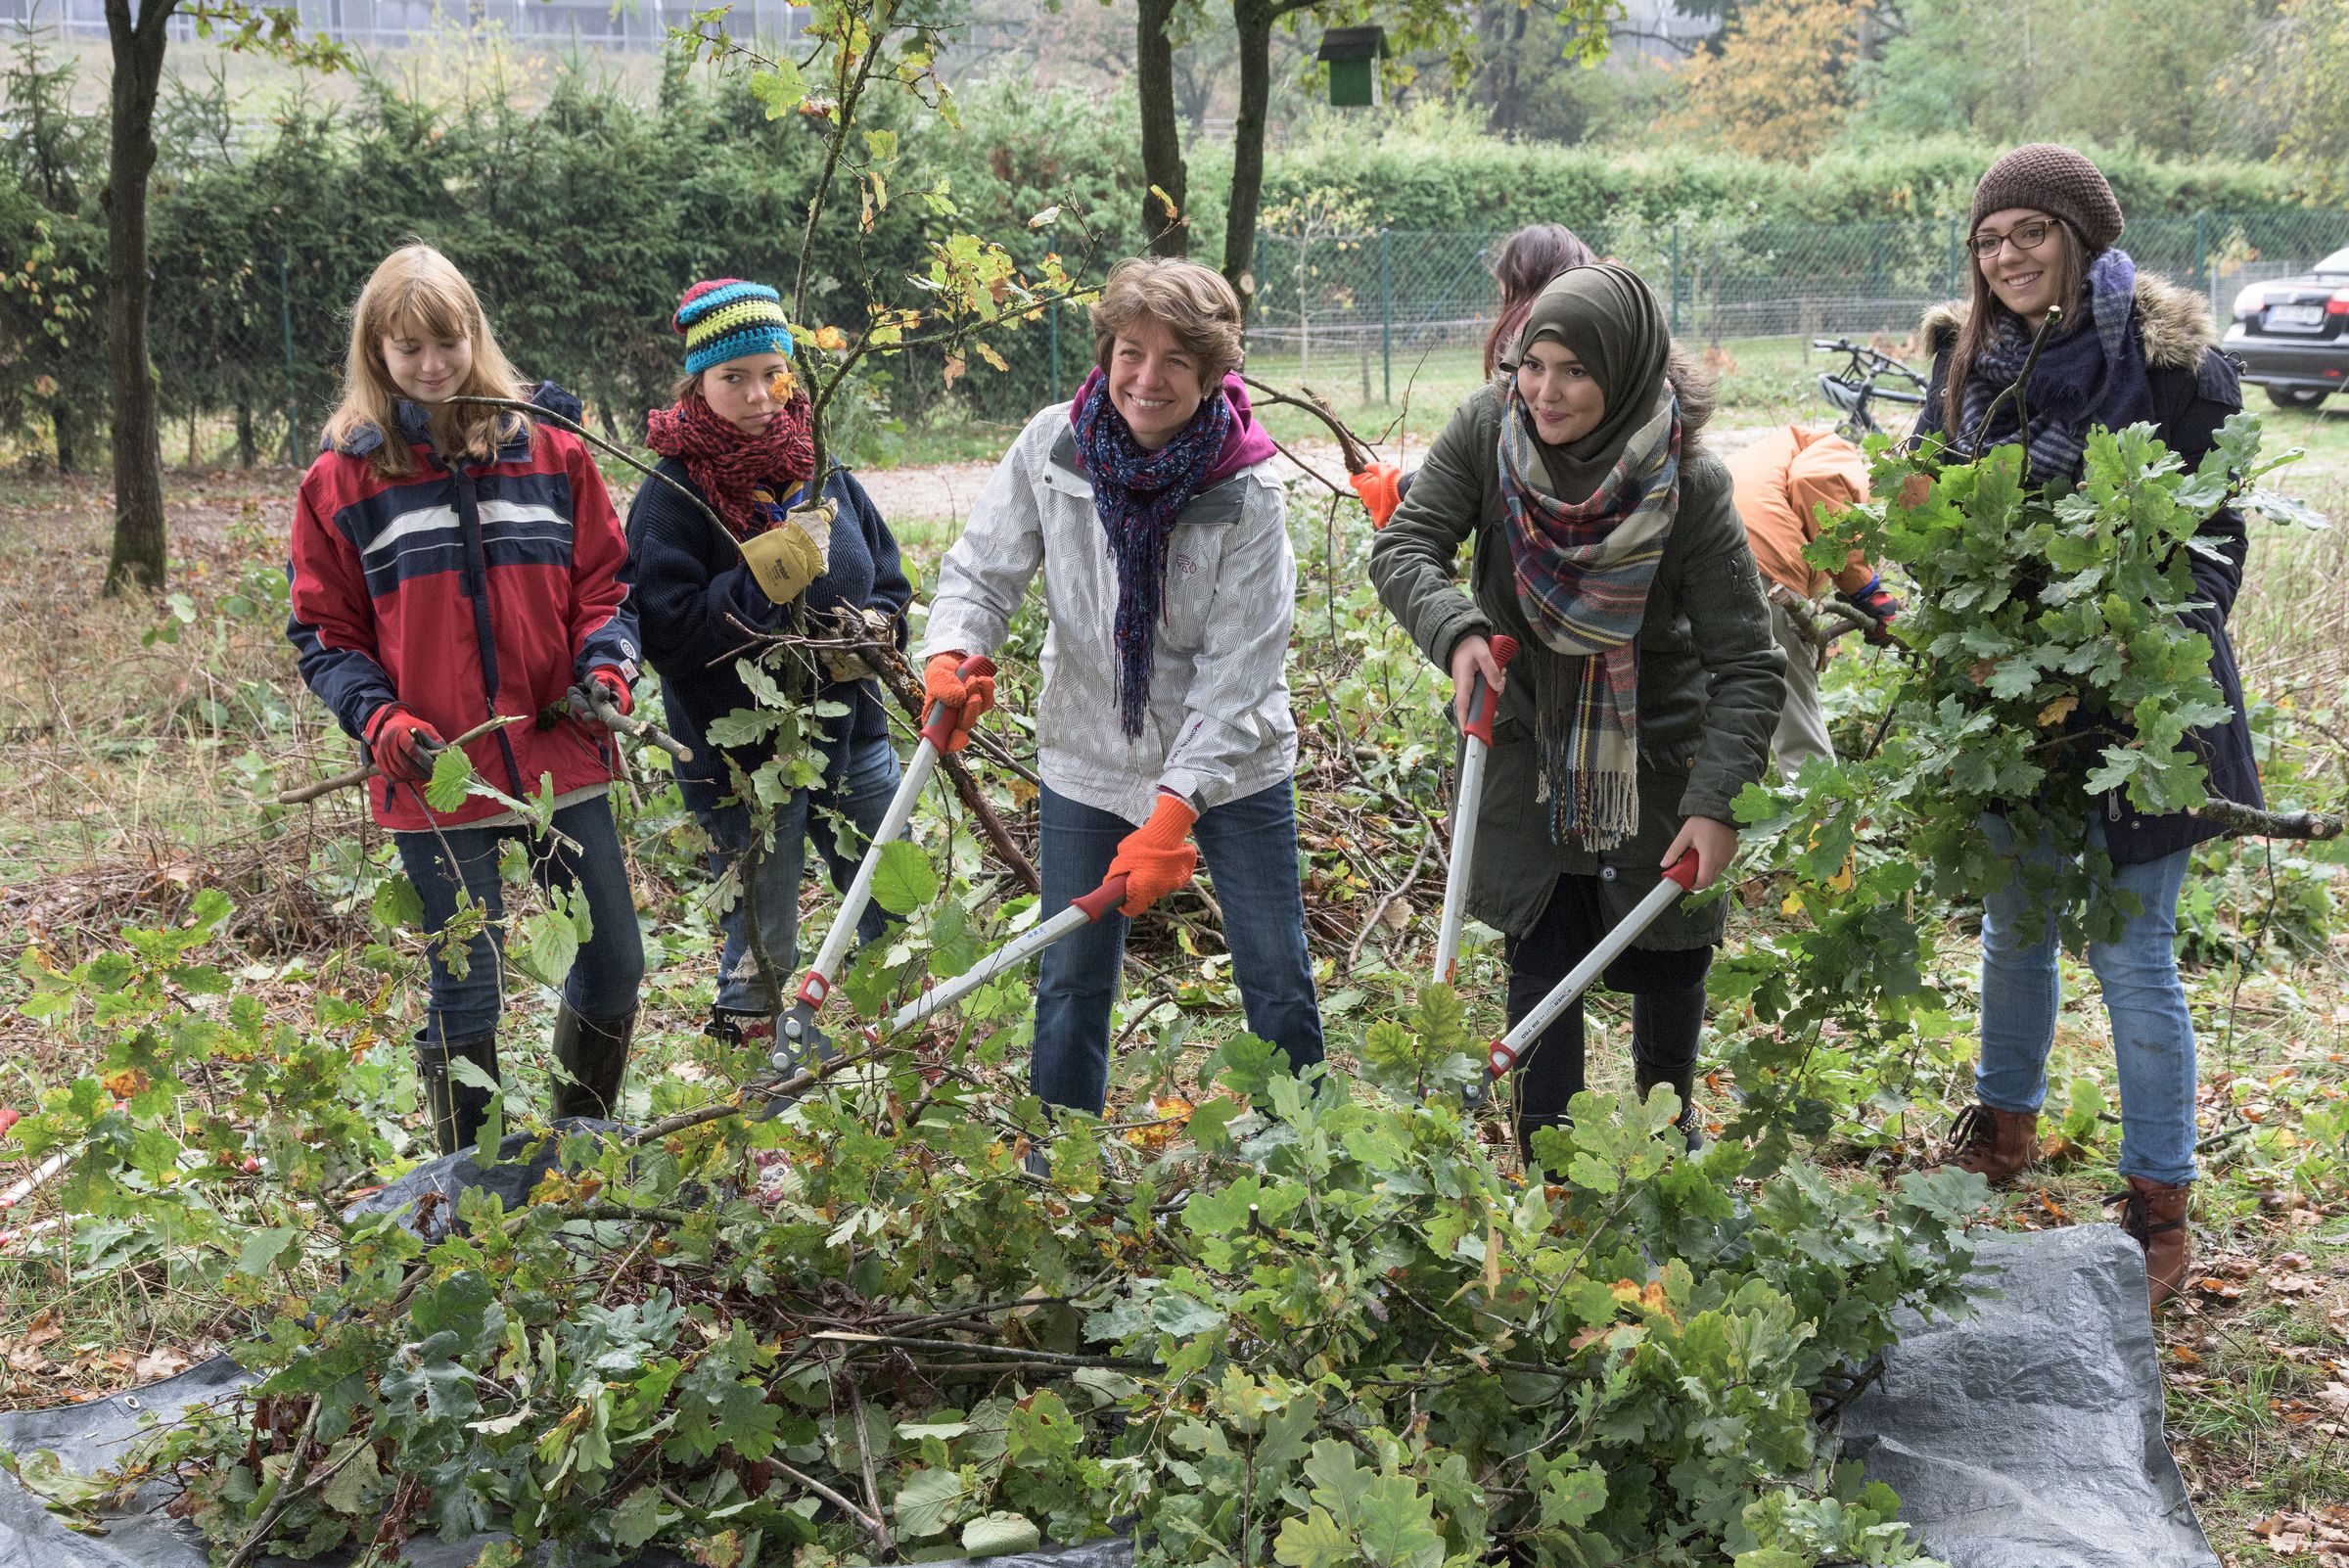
[1073,375,1235,739]
[1958,248,2154,485]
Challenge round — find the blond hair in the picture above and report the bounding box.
[1088,257,1245,390]
[323,244,530,479]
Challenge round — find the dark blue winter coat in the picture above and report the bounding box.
[623,461,911,790]
[1914,271,2263,866]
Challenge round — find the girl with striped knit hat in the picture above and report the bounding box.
[625,279,913,1047]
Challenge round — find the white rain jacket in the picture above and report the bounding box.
[921,402,1300,826]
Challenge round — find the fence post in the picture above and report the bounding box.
[280,252,299,466]
[1945,215,1959,299]
[2192,210,2207,300]
[1379,228,1392,405]
[1670,222,1681,337]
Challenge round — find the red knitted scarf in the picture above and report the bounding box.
[644,391,815,540]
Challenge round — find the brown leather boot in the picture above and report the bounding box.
[2107,1176,2191,1310]
[1930,1103,2039,1186]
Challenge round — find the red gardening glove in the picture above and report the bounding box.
[567,666,633,725]
[1350,463,1404,530]
[1838,576,1904,649]
[365,705,444,784]
[923,651,995,753]
[1107,792,1198,917]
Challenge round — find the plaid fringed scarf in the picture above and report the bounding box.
[1497,384,1682,850]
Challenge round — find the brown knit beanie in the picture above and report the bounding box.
[1969,144,2125,255]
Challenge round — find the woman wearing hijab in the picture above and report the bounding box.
[1370,264,1783,1167]
[921,256,1323,1118]
[1351,223,1602,530]
[1911,145,2255,1309]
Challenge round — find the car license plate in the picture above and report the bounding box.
[2269,302,2326,328]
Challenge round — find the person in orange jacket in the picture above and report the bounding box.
[1723,425,1898,777]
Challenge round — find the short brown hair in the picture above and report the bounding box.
[1089,257,1245,390]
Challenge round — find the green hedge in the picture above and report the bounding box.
[1256,127,2327,232]
[2,52,2336,470]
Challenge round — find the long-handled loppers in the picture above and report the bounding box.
[872,874,1127,1040]
[1432,634,1520,987]
[1463,853,1702,1110]
[757,872,1131,1118]
[770,654,996,1074]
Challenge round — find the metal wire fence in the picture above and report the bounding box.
[1246,211,2349,401]
[1,0,808,51]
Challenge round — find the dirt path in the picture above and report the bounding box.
[853,422,1784,530]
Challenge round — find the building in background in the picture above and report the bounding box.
[1,0,807,51]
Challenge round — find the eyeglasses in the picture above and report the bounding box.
[1969,218,2062,260]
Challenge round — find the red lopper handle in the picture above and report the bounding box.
[1661,852,1701,892]
[1071,874,1131,923]
[919,653,998,750]
[1461,634,1520,747]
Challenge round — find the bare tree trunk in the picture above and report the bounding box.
[1221,0,1279,319]
[1136,0,1189,256]
[237,401,256,468]
[53,400,80,474]
[101,0,175,595]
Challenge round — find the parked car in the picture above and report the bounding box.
[2224,248,2349,410]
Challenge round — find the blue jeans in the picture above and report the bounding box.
[1034,780,1323,1114]
[393,792,646,1042]
[676,734,902,1013]
[1977,812,2198,1185]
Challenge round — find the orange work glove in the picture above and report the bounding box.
[922,651,995,752]
[1106,792,1199,917]
[1349,463,1405,530]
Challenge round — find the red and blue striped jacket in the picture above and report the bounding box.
[286,384,640,831]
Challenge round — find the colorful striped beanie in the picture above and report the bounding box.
[675,278,793,375]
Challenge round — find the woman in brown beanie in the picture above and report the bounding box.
[1911,144,2258,1310]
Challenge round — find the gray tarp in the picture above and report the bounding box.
[0,1136,2214,1568]
[1839,1223,2219,1568]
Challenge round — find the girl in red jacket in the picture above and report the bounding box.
[287,244,645,1156]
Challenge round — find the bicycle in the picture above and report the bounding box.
[1813,337,1928,441]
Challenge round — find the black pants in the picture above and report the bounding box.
[1504,873,1712,1171]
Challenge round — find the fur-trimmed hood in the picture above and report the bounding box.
[1919,271,2217,372]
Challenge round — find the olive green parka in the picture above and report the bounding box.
[1368,367,1784,947]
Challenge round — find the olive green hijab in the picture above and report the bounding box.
[1505,263,1673,504]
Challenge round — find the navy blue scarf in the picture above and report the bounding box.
[1073,376,1235,739]
[1958,248,2155,486]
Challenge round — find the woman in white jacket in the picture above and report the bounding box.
[921,257,1323,1115]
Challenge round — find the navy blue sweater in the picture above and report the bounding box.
[624,459,911,786]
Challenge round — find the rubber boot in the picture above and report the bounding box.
[1930,1103,2039,1186]
[1635,1064,1705,1153]
[2107,1176,2191,1310]
[550,1004,635,1123]
[1631,985,1706,1154]
[416,1030,499,1158]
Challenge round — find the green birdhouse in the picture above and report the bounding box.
[1316,25,1387,108]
